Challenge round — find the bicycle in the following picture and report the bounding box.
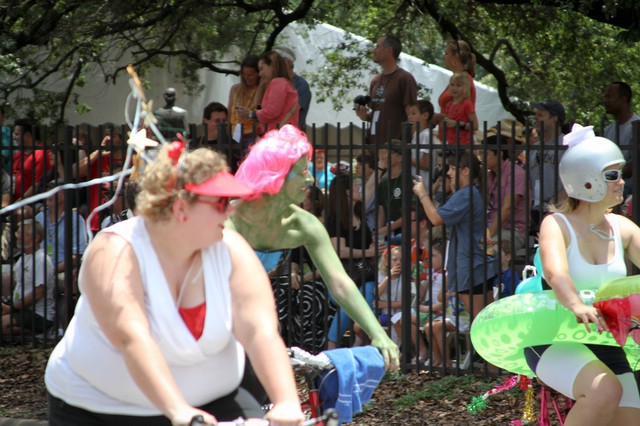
[189,346,339,426]
[288,347,338,425]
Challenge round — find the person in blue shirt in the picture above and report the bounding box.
[413,150,498,320]
[308,148,335,191]
[495,239,521,299]
[34,180,88,294]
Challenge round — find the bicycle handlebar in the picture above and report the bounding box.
[189,408,339,426]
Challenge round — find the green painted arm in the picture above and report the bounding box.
[289,208,399,370]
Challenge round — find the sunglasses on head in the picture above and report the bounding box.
[194,196,231,214]
[602,168,623,183]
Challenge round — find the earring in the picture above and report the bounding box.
[181,216,188,223]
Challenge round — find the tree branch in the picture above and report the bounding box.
[472,0,640,31]
[58,60,84,125]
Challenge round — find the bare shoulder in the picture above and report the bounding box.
[80,231,141,300]
[83,231,135,267]
[222,227,253,253]
[611,213,640,237]
[611,213,636,228]
[289,205,325,233]
[540,213,564,231]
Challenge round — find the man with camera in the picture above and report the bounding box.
[354,35,418,144]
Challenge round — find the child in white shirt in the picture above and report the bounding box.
[407,99,441,185]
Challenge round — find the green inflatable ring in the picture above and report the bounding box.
[470,286,640,376]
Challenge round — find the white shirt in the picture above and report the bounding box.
[411,128,440,185]
[45,217,244,415]
[549,213,627,291]
[13,248,56,321]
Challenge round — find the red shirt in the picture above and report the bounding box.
[179,302,207,340]
[12,149,52,200]
[442,98,475,145]
[88,157,112,231]
[438,72,476,142]
[410,239,429,281]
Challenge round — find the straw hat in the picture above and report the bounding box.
[481,119,526,144]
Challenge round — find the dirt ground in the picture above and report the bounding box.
[0,346,551,425]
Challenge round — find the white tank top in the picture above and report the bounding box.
[553,213,627,290]
[45,217,245,415]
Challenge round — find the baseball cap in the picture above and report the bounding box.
[533,100,565,123]
[273,46,296,63]
[184,170,254,199]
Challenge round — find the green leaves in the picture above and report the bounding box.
[2,0,640,126]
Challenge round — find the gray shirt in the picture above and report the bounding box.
[527,134,565,210]
[604,113,640,163]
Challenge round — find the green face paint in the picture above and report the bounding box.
[281,158,314,205]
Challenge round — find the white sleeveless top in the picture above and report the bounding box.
[45,217,244,415]
[551,213,627,290]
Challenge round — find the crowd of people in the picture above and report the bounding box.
[0,37,638,425]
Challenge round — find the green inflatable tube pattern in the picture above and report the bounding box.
[470,288,640,376]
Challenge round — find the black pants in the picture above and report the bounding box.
[48,387,263,426]
[240,356,270,407]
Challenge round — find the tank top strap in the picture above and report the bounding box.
[552,213,577,245]
[605,213,624,255]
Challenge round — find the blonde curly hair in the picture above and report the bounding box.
[136,145,228,222]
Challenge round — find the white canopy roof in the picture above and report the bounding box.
[63,22,513,130]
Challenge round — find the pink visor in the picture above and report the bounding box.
[184,170,254,199]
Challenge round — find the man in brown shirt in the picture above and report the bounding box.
[355,35,418,144]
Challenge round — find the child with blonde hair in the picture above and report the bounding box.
[407,241,445,364]
[442,72,478,145]
[377,246,403,326]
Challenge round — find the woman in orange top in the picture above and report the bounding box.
[227,55,261,143]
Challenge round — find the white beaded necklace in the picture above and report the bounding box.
[176,255,203,307]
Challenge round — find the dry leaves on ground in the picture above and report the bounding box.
[1,346,558,425]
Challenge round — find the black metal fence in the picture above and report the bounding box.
[1,120,638,376]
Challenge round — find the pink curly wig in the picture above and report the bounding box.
[235,125,312,199]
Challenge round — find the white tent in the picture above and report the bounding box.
[63,22,513,130]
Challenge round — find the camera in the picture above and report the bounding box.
[353,94,371,109]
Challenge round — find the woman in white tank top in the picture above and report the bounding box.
[527,124,640,425]
[45,144,304,426]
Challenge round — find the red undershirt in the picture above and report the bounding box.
[178,302,207,340]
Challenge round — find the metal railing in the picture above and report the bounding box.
[1,120,637,377]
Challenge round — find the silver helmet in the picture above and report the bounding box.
[559,124,625,202]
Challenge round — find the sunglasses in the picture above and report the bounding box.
[602,168,623,183]
[194,196,231,214]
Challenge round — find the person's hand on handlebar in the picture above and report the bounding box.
[370,335,400,372]
[171,406,217,426]
[264,401,305,425]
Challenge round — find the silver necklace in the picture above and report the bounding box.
[587,223,614,241]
